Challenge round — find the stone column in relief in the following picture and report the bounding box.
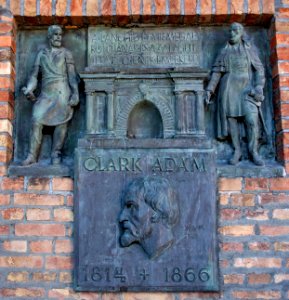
[195,90,205,134]
[107,91,114,135]
[175,91,195,135]
[175,91,185,135]
[86,92,106,135]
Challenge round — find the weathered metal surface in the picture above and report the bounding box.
[74,140,218,292]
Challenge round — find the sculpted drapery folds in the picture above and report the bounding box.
[22,25,79,166]
[206,22,265,166]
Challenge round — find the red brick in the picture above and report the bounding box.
[273,208,289,219]
[102,0,112,16]
[27,208,50,221]
[71,0,82,16]
[67,195,73,206]
[277,7,289,18]
[215,0,228,22]
[0,148,12,164]
[55,239,73,253]
[0,256,43,268]
[2,208,24,220]
[170,0,181,15]
[0,23,13,35]
[24,0,37,16]
[48,289,71,298]
[277,61,289,75]
[40,0,52,16]
[15,224,65,237]
[59,272,72,283]
[276,48,289,62]
[270,178,289,191]
[223,274,244,284]
[247,0,260,14]
[276,33,289,45]
[1,288,45,298]
[14,193,64,206]
[275,242,289,251]
[219,194,229,205]
[219,225,254,236]
[0,194,10,205]
[218,178,242,191]
[244,178,269,191]
[262,0,274,15]
[3,240,27,253]
[54,208,74,222]
[234,257,281,268]
[275,274,289,283]
[10,1,21,15]
[1,176,24,190]
[86,0,99,16]
[0,134,13,150]
[248,242,271,251]
[56,0,67,16]
[154,0,166,15]
[116,0,128,15]
[28,177,50,191]
[0,225,9,235]
[30,240,53,253]
[280,90,289,102]
[52,177,73,191]
[231,194,255,206]
[46,256,73,270]
[245,209,269,220]
[0,91,14,103]
[0,62,12,76]
[232,290,280,299]
[0,120,13,135]
[184,0,197,17]
[32,272,57,282]
[200,0,212,23]
[131,0,141,15]
[220,208,242,220]
[0,77,12,89]
[260,225,289,236]
[0,36,13,49]
[177,293,220,300]
[221,242,243,252]
[275,21,289,32]
[260,193,289,204]
[122,294,173,300]
[7,272,29,282]
[143,0,152,15]
[229,0,244,22]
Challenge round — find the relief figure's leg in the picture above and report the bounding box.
[245,107,264,166]
[51,123,68,165]
[228,117,242,165]
[22,121,43,166]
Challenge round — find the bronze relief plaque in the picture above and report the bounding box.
[74,141,218,292]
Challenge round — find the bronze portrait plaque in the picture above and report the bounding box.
[74,141,218,292]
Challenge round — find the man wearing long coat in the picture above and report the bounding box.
[206,22,265,166]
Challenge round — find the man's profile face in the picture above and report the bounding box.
[119,189,154,247]
[49,27,62,48]
[229,24,242,45]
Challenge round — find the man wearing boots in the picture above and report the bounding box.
[205,22,265,166]
[22,25,79,166]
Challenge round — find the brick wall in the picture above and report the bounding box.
[0,0,289,299]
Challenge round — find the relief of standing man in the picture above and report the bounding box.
[206,22,266,166]
[22,25,79,166]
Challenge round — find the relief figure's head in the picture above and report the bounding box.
[119,176,179,259]
[229,22,244,45]
[47,25,63,48]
